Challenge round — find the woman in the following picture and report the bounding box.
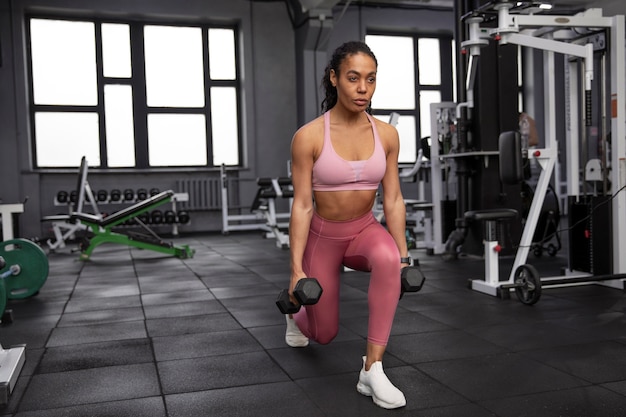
[286,41,409,409]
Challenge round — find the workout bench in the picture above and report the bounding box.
[71,190,195,260]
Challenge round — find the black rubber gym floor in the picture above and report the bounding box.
[1,231,626,416]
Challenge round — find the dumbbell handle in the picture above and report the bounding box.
[1,265,20,279]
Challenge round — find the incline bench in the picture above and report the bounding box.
[71,190,195,260]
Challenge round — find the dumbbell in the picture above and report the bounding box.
[149,188,160,197]
[96,189,109,202]
[177,210,190,224]
[151,210,163,224]
[137,188,148,200]
[123,189,135,201]
[110,189,122,202]
[276,278,323,315]
[164,210,177,224]
[56,190,69,204]
[400,262,426,299]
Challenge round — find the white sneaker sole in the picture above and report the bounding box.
[285,336,309,347]
[356,382,406,409]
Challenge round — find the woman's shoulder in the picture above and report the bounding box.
[370,114,399,140]
[293,114,325,142]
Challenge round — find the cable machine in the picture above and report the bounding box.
[437,1,625,302]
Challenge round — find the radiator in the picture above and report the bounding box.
[176,178,222,210]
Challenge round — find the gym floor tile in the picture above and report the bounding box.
[152,328,262,361]
[70,282,140,298]
[210,281,279,300]
[145,312,241,337]
[387,329,506,364]
[142,298,226,319]
[18,363,161,411]
[46,320,147,347]
[37,338,154,373]
[141,289,214,306]
[137,277,208,294]
[157,351,289,394]
[520,341,626,383]
[417,352,587,401]
[463,321,600,351]
[6,397,167,417]
[56,306,145,327]
[479,386,626,417]
[64,294,142,313]
[165,382,322,417]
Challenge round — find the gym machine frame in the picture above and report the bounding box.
[459,3,625,301]
[220,164,292,248]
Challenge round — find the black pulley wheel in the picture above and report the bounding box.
[513,264,541,305]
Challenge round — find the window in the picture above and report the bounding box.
[27,17,241,168]
[366,33,454,163]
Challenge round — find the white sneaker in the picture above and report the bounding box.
[285,315,309,347]
[356,356,406,409]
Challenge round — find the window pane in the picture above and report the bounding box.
[420,91,441,139]
[365,35,415,109]
[102,23,132,78]
[373,114,416,163]
[396,115,418,163]
[35,112,100,167]
[418,38,441,85]
[208,28,236,80]
[105,85,135,167]
[148,114,207,166]
[144,26,205,107]
[211,87,239,165]
[30,19,97,105]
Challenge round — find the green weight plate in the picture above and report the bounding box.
[0,239,49,299]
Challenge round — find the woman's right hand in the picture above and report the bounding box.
[289,273,307,307]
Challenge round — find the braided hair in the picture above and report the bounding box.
[320,41,378,113]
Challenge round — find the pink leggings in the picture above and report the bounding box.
[293,211,401,346]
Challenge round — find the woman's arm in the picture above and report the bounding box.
[289,125,316,293]
[379,122,409,263]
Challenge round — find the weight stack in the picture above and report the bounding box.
[568,196,612,275]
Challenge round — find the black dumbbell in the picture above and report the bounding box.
[151,210,163,224]
[123,189,135,201]
[96,189,109,202]
[56,190,69,204]
[400,263,426,299]
[110,189,122,202]
[276,278,323,315]
[177,210,190,224]
[149,187,160,197]
[164,210,176,224]
[137,188,148,200]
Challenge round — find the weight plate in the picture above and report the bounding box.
[0,239,49,299]
[513,264,542,305]
[0,281,6,317]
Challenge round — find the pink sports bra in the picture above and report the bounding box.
[312,111,387,192]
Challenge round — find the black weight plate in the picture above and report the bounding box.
[514,264,542,305]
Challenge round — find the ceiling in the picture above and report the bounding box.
[303,0,600,13]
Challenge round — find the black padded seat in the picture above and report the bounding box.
[464,208,518,222]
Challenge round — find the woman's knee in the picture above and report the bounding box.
[314,327,339,345]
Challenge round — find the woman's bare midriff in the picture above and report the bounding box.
[313,189,378,221]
